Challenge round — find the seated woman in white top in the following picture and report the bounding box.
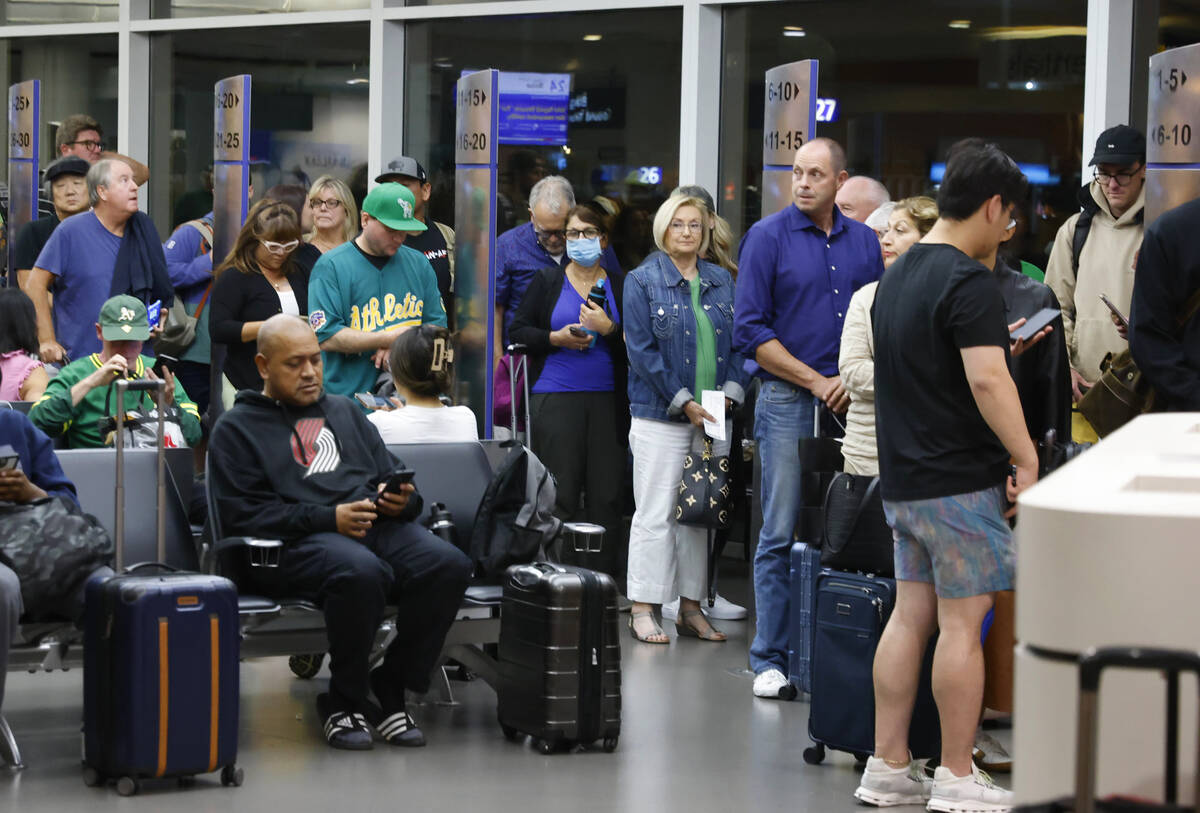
[368,325,479,444]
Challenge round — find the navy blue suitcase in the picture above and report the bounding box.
[803,568,940,765]
[81,380,242,795]
[787,542,822,696]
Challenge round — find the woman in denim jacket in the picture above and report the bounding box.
[624,195,750,644]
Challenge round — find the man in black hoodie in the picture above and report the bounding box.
[208,314,471,751]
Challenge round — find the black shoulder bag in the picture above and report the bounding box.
[820,472,894,577]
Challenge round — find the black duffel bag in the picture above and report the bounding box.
[0,496,113,618]
[819,472,894,577]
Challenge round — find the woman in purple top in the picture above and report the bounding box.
[509,206,628,581]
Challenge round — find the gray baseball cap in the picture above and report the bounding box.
[375,156,427,184]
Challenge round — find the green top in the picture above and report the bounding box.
[689,274,717,396]
[28,354,203,448]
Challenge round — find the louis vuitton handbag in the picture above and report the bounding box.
[675,437,732,529]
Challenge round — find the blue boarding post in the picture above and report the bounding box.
[7,79,39,287]
[761,60,818,218]
[453,69,500,439]
[208,73,251,422]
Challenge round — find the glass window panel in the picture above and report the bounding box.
[1,1,117,25]
[720,0,1087,271]
[149,23,368,235]
[149,0,367,20]
[406,8,682,270]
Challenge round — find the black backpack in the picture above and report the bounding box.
[469,441,561,581]
[1070,184,1144,272]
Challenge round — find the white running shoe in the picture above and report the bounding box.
[752,668,796,700]
[853,756,932,807]
[661,594,748,621]
[927,764,1014,812]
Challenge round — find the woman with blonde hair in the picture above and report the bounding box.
[305,175,358,255]
[209,199,310,392]
[672,184,737,276]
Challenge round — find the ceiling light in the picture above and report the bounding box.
[980,25,1087,40]
[345,78,369,86]
[583,34,602,42]
[948,19,971,29]
[782,25,806,38]
[1025,80,1037,90]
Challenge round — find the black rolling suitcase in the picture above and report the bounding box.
[82,379,242,795]
[1017,647,1200,813]
[804,568,939,766]
[497,562,621,754]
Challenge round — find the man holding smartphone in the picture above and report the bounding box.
[208,314,471,752]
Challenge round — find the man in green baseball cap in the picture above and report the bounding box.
[28,294,202,448]
[307,183,448,404]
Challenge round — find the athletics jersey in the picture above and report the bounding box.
[307,239,448,401]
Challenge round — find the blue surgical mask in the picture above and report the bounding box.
[566,236,603,267]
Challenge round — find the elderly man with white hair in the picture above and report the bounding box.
[835,175,890,224]
[494,175,623,359]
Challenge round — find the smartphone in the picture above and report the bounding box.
[355,392,391,410]
[1099,293,1129,328]
[381,468,415,495]
[1010,307,1061,342]
[0,455,18,471]
[147,299,163,330]
[568,325,588,338]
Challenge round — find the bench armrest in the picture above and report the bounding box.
[215,536,284,569]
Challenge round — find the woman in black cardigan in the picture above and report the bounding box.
[510,205,628,580]
[209,200,311,393]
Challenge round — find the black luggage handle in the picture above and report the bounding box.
[1074,647,1200,813]
[122,561,179,575]
[111,378,169,570]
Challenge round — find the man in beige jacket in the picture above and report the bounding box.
[1045,125,1146,438]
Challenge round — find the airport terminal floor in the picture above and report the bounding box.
[2,559,1009,812]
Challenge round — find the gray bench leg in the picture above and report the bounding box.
[0,714,24,770]
[443,644,501,690]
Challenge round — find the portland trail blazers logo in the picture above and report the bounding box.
[290,418,340,477]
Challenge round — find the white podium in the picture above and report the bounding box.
[1014,413,1200,804]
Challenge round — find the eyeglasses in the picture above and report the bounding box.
[565,228,601,240]
[1094,166,1142,187]
[70,139,103,151]
[534,227,566,242]
[260,239,299,255]
[310,198,343,211]
[669,221,704,234]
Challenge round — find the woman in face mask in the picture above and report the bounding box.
[509,205,629,584]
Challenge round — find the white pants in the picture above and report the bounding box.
[626,417,730,605]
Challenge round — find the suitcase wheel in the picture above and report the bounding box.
[116,776,140,797]
[220,764,244,788]
[802,744,825,765]
[853,753,869,767]
[602,736,618,753]
[81,766,103,787]
[499,723,523,743]
[534,738,560,755]
[288,654,325,680]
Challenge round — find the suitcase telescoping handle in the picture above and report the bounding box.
[112,378,168,571]
[1073,647,1200,813]
[505,343,531,451]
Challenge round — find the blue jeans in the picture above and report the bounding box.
[750,380,814,674]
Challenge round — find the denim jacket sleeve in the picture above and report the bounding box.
[624,271,692,413]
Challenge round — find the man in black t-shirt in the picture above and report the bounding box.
[375,156,456,329]
[855,141,1036,809]
[12,156,91,289]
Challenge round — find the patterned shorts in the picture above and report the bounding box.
[883,486,1014,599]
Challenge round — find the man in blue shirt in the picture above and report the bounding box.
[734,138,884,699]
[493,175,621,363]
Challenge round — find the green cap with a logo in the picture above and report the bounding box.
[362,183,427,232]
[99,294,151,341]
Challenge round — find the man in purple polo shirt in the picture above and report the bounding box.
[493,175,621,364]
[734,137,884,700]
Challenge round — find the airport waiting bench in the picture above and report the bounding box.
[2,440,510,769]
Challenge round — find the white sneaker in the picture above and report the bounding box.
[927,764,1013,812]
[662,594,748,621]
[752,668,797,700]
[853,756,933,807]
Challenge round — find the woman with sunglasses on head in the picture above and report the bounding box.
[305,175,358,256]
[509,204,628,583]
[209,199,310,392]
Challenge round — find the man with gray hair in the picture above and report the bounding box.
[23,158,170,363]
[494,174,622,360]
[836,175,890,224]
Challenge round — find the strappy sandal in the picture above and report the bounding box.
[675,609,727,642]
[628,611,669,644]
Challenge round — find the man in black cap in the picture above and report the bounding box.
[1045,124,1147,441]
[11,156,92,289]
[376,156,457,327]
